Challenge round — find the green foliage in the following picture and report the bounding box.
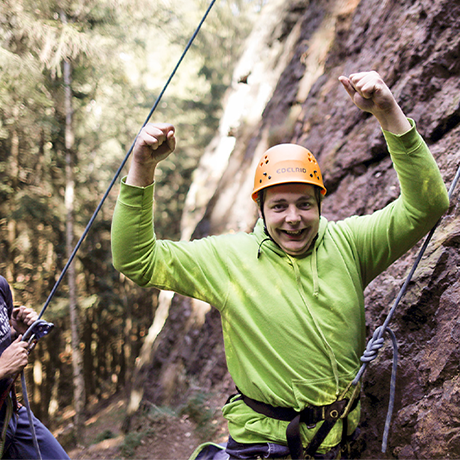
[179,391,217,440]
[0,0,261,428]
[146,404,178,423]
[120,431,144,457]
[92,429,117,444]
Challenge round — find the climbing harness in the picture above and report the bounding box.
[2,1,217,457]
[247,163,460,458]
[7,0,456,455]
[350,162,460,453]
[236,389,359,459]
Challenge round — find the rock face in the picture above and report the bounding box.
[136,0,460,457]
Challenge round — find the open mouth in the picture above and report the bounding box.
[281,229,306,238]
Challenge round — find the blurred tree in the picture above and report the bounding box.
[0,0,261,441]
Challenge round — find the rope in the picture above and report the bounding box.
[37,0,217,320]
[352,162,460,453]
[21,372,42,460]
[17,1,217,454]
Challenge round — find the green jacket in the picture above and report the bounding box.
[111,120,449,451]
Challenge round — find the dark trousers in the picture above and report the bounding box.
[3,406,69,459]
[225,436,342,459]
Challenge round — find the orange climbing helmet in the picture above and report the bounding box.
[252,143,327,201]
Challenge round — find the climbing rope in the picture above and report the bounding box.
[21,372,42,460]
[37,0,217,320]
[0,320,54,458]
[13,2,217,457]
[14,0,460,453]
[352,161,460,453]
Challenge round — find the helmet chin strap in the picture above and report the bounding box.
[257,190,272,238]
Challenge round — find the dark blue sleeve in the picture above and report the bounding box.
[0,276,14,359]
[0,276,13,319]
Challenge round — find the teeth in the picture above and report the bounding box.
[285,230,303,235]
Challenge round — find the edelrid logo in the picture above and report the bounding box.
[276,167,307,174]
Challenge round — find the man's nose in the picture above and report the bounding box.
[285,206,301,223]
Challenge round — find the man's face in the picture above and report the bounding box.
[261,183,320,256]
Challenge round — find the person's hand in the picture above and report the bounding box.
[339,71,394,115]
[10,306,38,336]
[0,336,29,379]
[133,123,176,166]
[339,71,411,134]
[126,123,176,187]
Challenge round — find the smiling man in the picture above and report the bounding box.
[263,182,320,256]
[111,71,449,459]
[253,143,326,257]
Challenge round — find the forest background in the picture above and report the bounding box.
[3,0,460,458]
[0,0,262,444]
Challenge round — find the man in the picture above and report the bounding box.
[0,276,69,459]
[111,71,449,458]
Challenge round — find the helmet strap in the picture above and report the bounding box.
[258,191,271,237]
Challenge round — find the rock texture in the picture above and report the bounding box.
[132,0,460,457]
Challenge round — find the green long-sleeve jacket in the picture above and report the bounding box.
[111,120,449,451]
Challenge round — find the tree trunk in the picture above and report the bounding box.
[61,9,85,439]
[123,290,173,431]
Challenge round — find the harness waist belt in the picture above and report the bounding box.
[238,393,359,459]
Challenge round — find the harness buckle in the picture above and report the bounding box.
[325,399,348,421]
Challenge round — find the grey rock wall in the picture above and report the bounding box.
[141,0,460,457]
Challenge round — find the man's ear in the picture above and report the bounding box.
[258,207,263,219]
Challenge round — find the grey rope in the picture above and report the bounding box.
[352,162,460,453]
[19,1,217,455]
[37,0,217,320]
[21,372,42,460]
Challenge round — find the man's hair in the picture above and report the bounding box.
[256,185,324,212]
